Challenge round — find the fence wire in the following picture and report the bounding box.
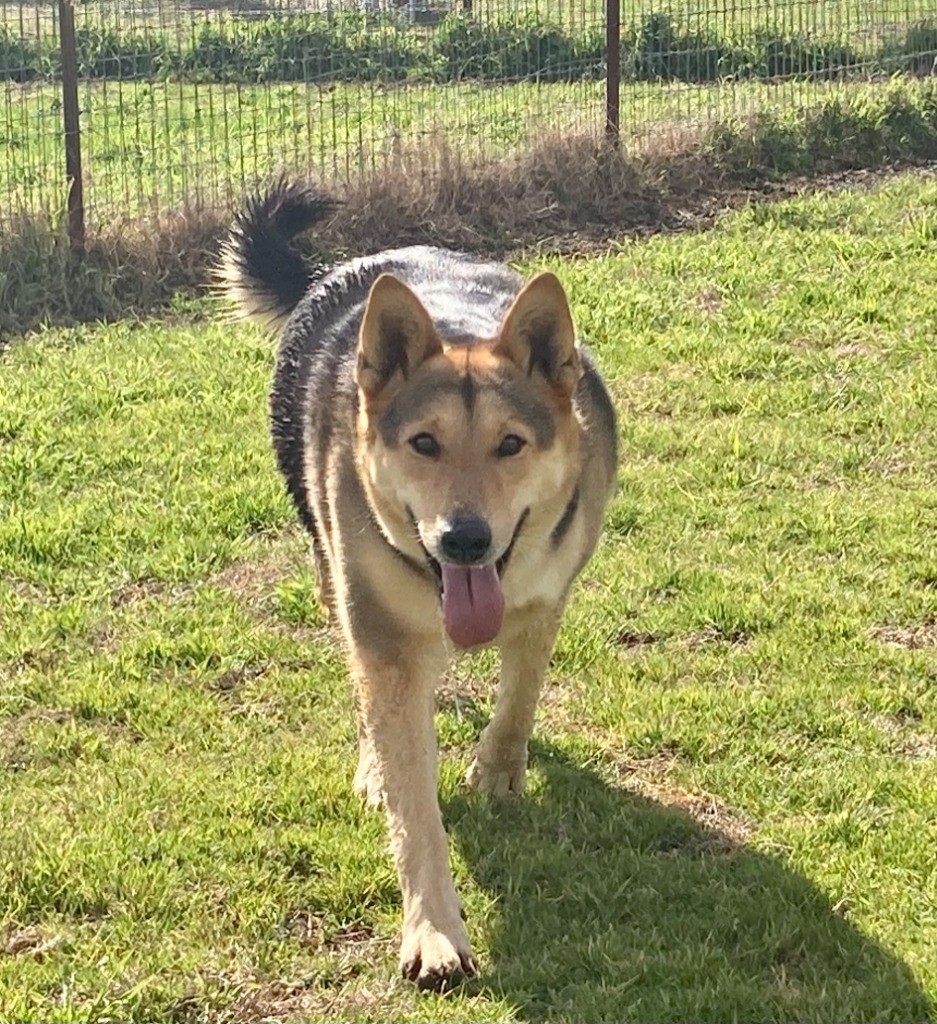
[1,0,936,230]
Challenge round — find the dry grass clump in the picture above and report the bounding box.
[7,77,937,340]
[1,131,723,341]
[0,206,227,342]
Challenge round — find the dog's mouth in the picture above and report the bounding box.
[412,509,528,648]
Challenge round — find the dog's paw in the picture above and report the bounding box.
[400,916,476,992]
[466,749,528,797]
[352,750,384,808]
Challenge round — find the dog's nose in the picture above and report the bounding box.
[440,515,492,565]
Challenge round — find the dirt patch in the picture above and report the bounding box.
[653,786,755,854]
[867,705,923,731]
[832,342,874,358]
[538,676,572,710]
[865,456,914,479]
[15,707,72,727]
[609,747,681,779]
[208,537,334,646]
[1,925,62,960]
[105,534,329,644]
[208,921,398,1022]
[209,662,272,694]
[436,674,490,717]
[865,708,936,760]
[281,910,377,953]
[211,550,300,606]
[894,733,937,760]
[614,628,665,650]
[225,977,397,1024]
[682,625,752,649]
[695,287,724,315]
[870,621,937,649]
[634,777,754,854]
[323,920,376,952]
[602,746,755,854]
[110,579,171,608]
[5,647,57,674]
[5,578,49,603]
[612,624,753,652]
[798,474,848,492]
[283,908,326,947]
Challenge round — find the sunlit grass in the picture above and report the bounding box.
[1,171,936,1021]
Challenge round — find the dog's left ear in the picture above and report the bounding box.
[494,272,581,399]
[356,274,442,398]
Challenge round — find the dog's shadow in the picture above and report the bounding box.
[444,742,933,1023]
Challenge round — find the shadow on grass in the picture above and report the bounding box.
[444,743,933,1023]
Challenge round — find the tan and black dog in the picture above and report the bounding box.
[219,179,617,990]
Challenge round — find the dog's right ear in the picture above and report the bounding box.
[355,274,442,397]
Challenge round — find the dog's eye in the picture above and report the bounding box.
[409,433,440,457]
[496,434,526,458]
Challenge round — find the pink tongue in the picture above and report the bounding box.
[440,564,505,648]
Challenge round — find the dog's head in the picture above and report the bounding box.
[355,271,583,648]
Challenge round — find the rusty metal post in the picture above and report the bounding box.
[59,0,85,252]
[605,0,620,148]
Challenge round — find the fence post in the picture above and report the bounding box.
[59,0,85,253]
[605,0,620,148]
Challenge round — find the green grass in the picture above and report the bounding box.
[2,171,937,1021]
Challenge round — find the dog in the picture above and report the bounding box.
[219,179,617,990]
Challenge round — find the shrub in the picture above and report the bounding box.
[3,12,937,87]
[74,26,172,78]
[629,13,745,83]
[0,29,46,82]
[753,29,859,80]
[705,81,937,180]
[181,24,249,81]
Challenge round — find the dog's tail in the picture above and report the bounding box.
[217,176,337,333]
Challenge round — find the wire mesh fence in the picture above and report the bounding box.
[2,0,937,235]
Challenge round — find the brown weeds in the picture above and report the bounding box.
[4,125,936,341]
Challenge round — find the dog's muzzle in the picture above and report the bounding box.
[439,514,492,565]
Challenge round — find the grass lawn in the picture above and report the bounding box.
[2,170,937,1021]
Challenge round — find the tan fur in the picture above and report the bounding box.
[301,272,616,989]
[225,218,617,988]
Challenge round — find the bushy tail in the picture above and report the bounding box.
[217,176,337,332]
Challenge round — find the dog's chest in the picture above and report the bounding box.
[500,514,586,611]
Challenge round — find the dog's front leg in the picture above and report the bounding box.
[352,646,476,990]
[467,603,562,797]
